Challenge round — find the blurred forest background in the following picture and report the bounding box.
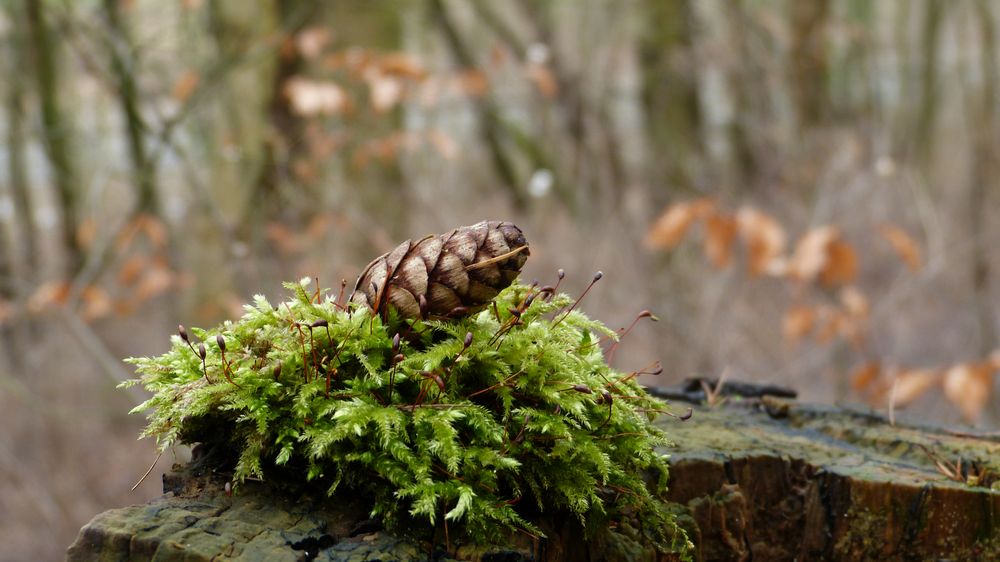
[1,0,1000,559]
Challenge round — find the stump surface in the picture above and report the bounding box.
[67,395,1000,561]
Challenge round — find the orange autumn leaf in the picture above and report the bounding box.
[646,199,715,250]
[789,226,838,282]
[783,305,816,342]
[850,362,881,392]
[879,224,922,271]
[172,70,200,103]
[117,254,149,287]
[891,369,941,407]
[27,280,72,313]
[426,130,458,160]
[788,226,856,287]
[285,77,348,116]
[378,53,428,80]
[367,72,404,112]
[0,299,13,326]
[839,286,869,319]
[80,285,114,322]
[735,207,786,276]
[943,362,994,422]
[819,240,858,287]
[704,213,739,268]
[527,64,559,98]
[133,265,174,304]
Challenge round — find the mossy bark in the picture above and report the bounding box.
[68,396,1000,561]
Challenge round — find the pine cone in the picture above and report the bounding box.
[351,221,529,319]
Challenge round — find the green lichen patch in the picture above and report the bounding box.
[123,280,690,555]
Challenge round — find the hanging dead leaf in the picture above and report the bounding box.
[943,362,994,422]
[117,254,149,287]
[456,70,489,97]
[892,369,941,408]
[172,70,200,103]
[426,130,458,160]
[132,266,174,304]
[138,214,169,250]
[704,214,739,268]
[813,306,845,344]
[850,362,881,393]
[265,222,300,254]
[526,64,558,98]
[27,280,72,313]
[0,299,13,326]
[735,207,787,276]
[378,53,427,80]
[783,305,816,342]
[819,240,858,287]
[367,72,404,112]
[284,77,348,116]
[80,285,114,321]
[879,224,922,271]
[294,27,332,60]
[76,218,97,250]
[789,226,838,282]
[839,286,869,319]
[645,199,715,250]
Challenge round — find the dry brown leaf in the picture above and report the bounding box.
[133,266,174,303]
[811,305,840,344]
[378,53,427,80]
[367,72,404,112]
[880,224,922,271]
[27,280,71,313]
[0,299,13,326]
[526,64,558,98]
[294,27,332,59]
[839,286,869,319]
[76,218,97,250]
[117,254,149,287]
[704,214,739,268]
[943,362,994,422]
[850,362,881,392]
[138,214,169,250]
[892,369,941,407]
[782,305,816,342]
[645,199,715,250]
[790,226,838,282]
[456,70,489,97]
[80,285,114,321]
[172,70,200,103]
[285,77,348,116]
[819,240,858,287]
[735,207,786,276]
[426,130,458,160]
[265,222,300,254]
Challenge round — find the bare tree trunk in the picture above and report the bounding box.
[971,0,997,358]
[915,0,945,159]
[24,0,83,275]
[430,0,529,210]
[788,0,831,128]
[102,0,158,216]
[638,0,701,202]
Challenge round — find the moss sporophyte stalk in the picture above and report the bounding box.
[123,276,690,552]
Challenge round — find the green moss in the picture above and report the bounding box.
[124,280,691,555]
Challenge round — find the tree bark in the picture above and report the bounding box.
[24,0,83,275]
[102,0,158,216]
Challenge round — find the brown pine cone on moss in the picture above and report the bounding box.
[351,221,529,319]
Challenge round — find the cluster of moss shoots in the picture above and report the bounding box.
[124,277,689,553]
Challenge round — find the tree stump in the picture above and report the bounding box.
[67,389,1000,561]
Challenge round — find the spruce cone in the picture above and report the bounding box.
[351,221,529,319]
